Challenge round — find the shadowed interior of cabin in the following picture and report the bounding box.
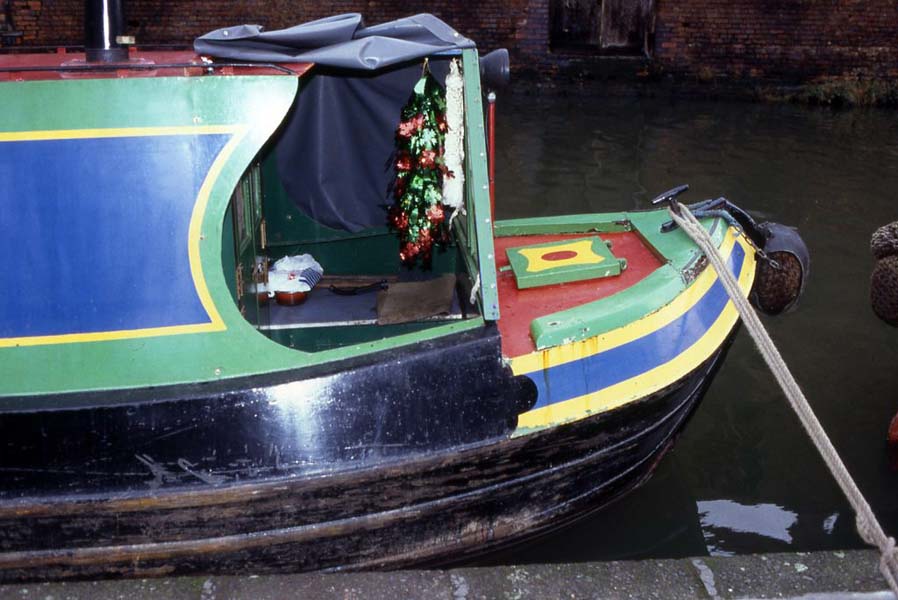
[221,65,481,353]
[221,152,477,353]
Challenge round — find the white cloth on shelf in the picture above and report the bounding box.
[268,254,323,293]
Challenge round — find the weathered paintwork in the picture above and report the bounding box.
[0,337,730,581]
[0,40,780,582]
[0,327,532,496]
[511,228,754,431]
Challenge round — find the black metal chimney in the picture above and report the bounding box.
[84,0,128,62]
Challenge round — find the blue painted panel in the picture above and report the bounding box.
[0,133,231,338]
[527,244,746,408]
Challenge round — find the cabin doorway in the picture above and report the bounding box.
[219,62,487,353]
[221,153,478,354]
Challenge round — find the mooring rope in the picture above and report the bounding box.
[669,205,898,597]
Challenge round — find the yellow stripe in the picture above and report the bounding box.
[515,233,756,431]
[510,228,741,376]
[187,127,247,336]
[0,323,224,348]
[0,125,245,347]
[0,126,240,142]
[518,239,605,273]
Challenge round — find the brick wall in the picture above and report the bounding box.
[7,0,49,43]
[10,1,544,55]
[654,0,898,83]
[7,0,898,86]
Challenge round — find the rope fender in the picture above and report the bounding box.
[871,222,898,326]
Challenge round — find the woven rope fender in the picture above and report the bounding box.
[871,255,898,326]
[669,205,898,598]
[872,221,898,260]
[871,222,898,327]
[754,252,804,315]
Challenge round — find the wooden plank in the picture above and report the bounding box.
[494,213,631,237]
[462,49,500,321]
[530,265,685,349]
[506,236,625,289]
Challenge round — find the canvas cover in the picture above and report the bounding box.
[195,13,473,232]
[194,13,474,70]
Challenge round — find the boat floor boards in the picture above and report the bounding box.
[262,283,465,329]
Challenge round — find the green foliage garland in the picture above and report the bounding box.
[388,65,451,266]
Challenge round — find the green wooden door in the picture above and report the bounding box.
[231,162,269,330]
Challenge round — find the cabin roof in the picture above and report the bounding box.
[0,49,313,82]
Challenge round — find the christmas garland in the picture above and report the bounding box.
[388,63,451,266]
[442,58,465,217]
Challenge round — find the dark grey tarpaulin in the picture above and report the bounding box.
[195,14,473,232]
[194,13,474,70]
[274,60,452,232]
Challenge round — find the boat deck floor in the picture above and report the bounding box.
[494,231,663,358]
[262,283,464,329]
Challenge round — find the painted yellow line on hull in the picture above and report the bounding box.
[515,233,755,431]
[509,228,742,376]
[0,323,223,348]
[0,125,245,347]
[186,127,247,336]
[0,125,240,142]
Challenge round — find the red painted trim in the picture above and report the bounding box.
[0,50,312,81]
[542,250,578,261]
[495,231,663,358]
[488,96,496,224]
[889,411,898,446]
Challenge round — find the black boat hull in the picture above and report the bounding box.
[0,328,730,582]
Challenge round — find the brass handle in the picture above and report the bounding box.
[235,266,245,298]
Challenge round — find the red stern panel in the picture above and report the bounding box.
[495,231,663,357]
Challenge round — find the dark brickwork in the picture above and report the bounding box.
[654,0,898,83]
[6,0,898,86]
[9,1,544,56]
[7,0,49,43]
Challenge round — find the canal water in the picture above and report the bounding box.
[485,94,898,562]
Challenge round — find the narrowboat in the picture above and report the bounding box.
[0,8,809,581]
